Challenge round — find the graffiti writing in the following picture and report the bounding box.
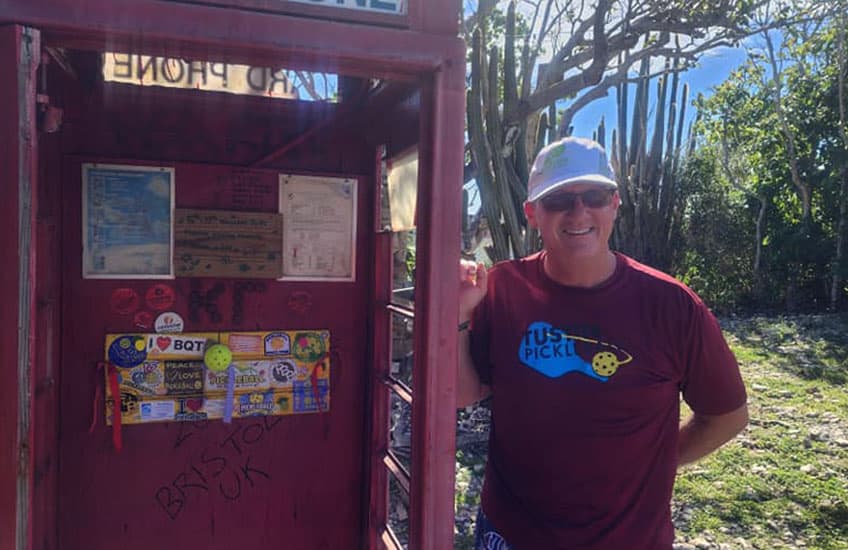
[173,418,209,449]
[232,281,267,325]
[156,415,282,519]
[188,281,225,324]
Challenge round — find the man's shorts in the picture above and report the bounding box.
[474,508,513,550]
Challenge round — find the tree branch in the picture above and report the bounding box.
[463,0,499,39]
[294,71,324,101]
[763,28,810,221]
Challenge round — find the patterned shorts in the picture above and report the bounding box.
[474,508,513,550]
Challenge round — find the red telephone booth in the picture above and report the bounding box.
[0,2,464,548]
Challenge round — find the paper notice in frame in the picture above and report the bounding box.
[387,149,418,232]
[279,174,357,281]
[82,164,174,279]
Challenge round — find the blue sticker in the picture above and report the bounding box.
[238,391,276,416]
[108,335,148,368]
[293,379,329,412]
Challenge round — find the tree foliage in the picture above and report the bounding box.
[463,0,807,264]
[683,4,848,311]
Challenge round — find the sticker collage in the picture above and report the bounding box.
[104,330,330,425]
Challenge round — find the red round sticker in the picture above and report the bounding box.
[133,310,154,330]
[145,284,176,311]
[110,288,141,315]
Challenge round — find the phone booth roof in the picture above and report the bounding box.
[0,0,463,78]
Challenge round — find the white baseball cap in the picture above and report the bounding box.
[527,137,617,201]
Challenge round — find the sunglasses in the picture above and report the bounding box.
[539,188,614,212]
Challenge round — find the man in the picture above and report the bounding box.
[458,137,748,549]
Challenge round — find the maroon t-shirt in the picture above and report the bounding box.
[469,252,747,549]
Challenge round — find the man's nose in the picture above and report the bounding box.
[566,196,588,214]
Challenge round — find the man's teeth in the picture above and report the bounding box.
[564,228,592,235]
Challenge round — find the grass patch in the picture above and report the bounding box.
[675,314,848,549]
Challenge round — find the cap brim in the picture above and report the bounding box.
[528,175,618,201]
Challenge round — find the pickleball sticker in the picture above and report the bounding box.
[108,335,148,368]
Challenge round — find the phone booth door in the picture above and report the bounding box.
[55,86,374,548]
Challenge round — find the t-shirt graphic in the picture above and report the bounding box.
[518,321,632,381]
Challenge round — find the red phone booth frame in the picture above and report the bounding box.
[0,2,464,548]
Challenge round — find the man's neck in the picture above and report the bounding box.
[542,250,617,288]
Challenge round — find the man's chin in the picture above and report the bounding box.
[561,242,615,263]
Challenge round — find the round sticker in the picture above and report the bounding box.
[154,311,184,334]
[204,344,233,373]
[108,335,148,368]
[110,288,140,315]
[133,311,154,330]
[271,359,298,385]
[292,332,326,363]
[145,284,176,311]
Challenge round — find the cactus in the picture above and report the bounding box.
[609,55,688,271]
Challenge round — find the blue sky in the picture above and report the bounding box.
[570,46,749,145]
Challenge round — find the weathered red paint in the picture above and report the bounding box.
[32,127,63,550]
[365,227,394,548]
[409,52,466,549]
[0,25,40,550]
[0,0,463,81]
[166,0,411,30]
[0,1,464,548]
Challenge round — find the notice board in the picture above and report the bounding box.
[174,208,283,278]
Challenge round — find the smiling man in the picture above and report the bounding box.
[458,137,749,550]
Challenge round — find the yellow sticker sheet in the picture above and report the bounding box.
[104,330,330,424]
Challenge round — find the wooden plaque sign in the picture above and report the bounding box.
[174,208,283,278]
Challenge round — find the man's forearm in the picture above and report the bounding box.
[678,403,749,466]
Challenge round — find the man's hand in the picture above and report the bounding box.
[457,260,491,408]
[460,260,488,321]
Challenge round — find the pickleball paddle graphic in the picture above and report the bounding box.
[519,321,632,381]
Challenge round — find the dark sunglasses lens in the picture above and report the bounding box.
[581,189,612,208]
[541,193,575,211]
[540,189,611,211]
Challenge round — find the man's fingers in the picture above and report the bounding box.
[460,260,478,284]
[459,260,470,280]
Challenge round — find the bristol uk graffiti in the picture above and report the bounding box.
[154,415,281,520]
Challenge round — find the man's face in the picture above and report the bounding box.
[524,183,620,261]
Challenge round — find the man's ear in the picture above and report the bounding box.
[612,191,621,211]
[524,200,538,229]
